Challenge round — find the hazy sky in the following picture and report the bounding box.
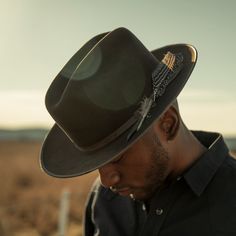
[0,0,236,136]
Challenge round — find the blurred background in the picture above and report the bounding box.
[0,0,235,235]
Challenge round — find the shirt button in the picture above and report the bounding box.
[177,176,182,181]
[156,208,163,215]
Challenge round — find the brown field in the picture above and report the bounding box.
[0,141,235,236]
[0,140,98,236]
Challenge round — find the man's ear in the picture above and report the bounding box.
[154,105,180,142]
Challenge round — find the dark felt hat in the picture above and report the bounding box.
[40,27,197,178]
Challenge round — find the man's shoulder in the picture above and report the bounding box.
[90,176,102,193]
[205,155,236,232]
[218,154,236,178]
[207,154,236,196]
[88,177,118,201]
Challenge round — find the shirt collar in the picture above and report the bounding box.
[183,131,229,196]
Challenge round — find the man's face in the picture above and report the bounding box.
[98,128,170,201]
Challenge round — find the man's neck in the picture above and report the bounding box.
[168,129,207,179]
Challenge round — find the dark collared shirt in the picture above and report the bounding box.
[84,131,236,236]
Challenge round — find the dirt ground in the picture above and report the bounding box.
[0,140,97,236]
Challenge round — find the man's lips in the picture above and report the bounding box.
[110,186,132,196]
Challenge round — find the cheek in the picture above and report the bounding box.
[122,161,153,186]
[138,152,169,185]
[146,151,169,183]
[119,137,168,186]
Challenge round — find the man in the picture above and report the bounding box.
[40,28,236,235]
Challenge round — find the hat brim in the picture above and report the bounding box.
[40,44,197,178]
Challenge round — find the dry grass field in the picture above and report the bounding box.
[0,140,97,236]
[0,140,235,236]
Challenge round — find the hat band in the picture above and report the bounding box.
[74,114,138,152]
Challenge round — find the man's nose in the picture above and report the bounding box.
[98,163,120,188]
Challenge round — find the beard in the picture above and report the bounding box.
[131,132,170,201]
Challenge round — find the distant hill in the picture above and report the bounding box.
[224,137,236,152]
[0,129,235,151]
[0,128,48,141]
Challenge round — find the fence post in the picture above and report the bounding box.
[58,189,70,236]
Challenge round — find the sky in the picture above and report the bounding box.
[0,0,236,136]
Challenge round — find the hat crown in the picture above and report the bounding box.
[46,28,158,150]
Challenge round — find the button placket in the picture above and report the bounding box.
[139,180,185,236]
